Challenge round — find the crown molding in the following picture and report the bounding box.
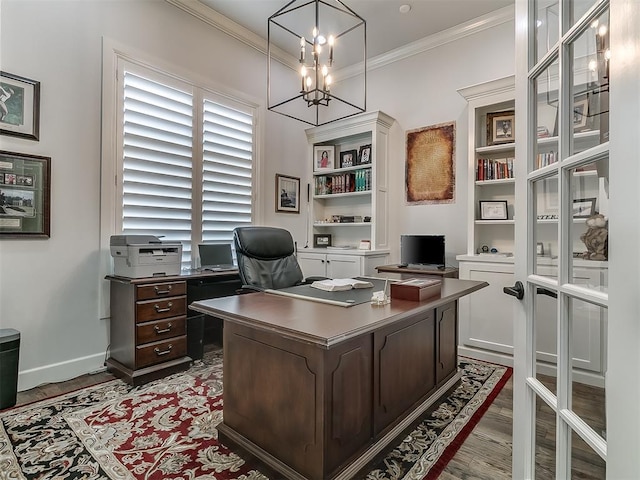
[166,0,515,76]
[457,74,515,101]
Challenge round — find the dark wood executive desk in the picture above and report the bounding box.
[190,277,487,480]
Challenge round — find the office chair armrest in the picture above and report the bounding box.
[235,285,265,295]
[302,276,329,284]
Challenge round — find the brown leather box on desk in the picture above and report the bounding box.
[391,277,442,301]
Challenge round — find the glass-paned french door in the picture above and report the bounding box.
[514,0,610,478]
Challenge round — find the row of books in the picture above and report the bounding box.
[315,169,371,195]
[476,157,515,181]
[535,151,557,169]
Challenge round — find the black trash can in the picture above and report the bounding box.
[187,315,205,361]
[0,329,20,410]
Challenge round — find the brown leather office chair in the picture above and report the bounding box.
[233,226,323,291]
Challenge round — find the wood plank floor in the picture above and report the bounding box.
[10,358,605,479]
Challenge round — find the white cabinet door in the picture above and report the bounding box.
[459,260,603,373]
[297,252,328,278]
[458,261,515,357]
[326,254,361,278]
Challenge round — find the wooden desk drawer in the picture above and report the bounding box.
[136,281,186,301]
[136,316,186,345]
[136,296,186,322]
[136,336,187,368]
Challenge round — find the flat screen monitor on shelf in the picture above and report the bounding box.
[400,234,446,269]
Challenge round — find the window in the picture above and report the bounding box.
[117,62,256,266]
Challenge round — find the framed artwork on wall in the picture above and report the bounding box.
[0,71,41,141]
[0,150,51,238]
[275,174,300,213]
[405,122,455,204]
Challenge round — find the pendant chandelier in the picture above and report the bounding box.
[267,0,366,127]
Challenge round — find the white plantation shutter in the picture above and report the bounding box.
[202,98,253,244]
[122,71,193,258]
[117,65,256,266]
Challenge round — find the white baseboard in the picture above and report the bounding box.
[17,352,108,392]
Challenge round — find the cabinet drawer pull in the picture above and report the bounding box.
[154,285,173,295]
[154,323,172,334]
[154,302,173,313]
[154,344,173,356]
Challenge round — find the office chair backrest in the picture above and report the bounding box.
[233,226,304,290]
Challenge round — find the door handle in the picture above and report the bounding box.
[536,287,557,298]
[503,281,524,300]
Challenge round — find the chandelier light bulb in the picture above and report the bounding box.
[322,65,328,76]
[588,59,597,72]
[605,49,611,60]
[598,25,608,37]
[326,74,332,87]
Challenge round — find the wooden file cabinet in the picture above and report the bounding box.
[106,276,191,386]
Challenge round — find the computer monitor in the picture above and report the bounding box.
[198,243,234,270]
[400,235,446,268]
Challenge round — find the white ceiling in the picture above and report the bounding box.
[194,0,515,59]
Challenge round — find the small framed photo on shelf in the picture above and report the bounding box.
[314,146,334,171]
[339,149,357,168]
[357,144,372,164]
[275,173,300,214]
[479,200,508,220]
[536,242,544,256]
[572,197,596,218]
[313,233,332,248]
[487,110,515,145]
[573,95,590,131]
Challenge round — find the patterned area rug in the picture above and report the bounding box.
[0,352,510,480]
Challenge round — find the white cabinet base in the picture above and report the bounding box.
[458,258,605,387]
[297,250,389,278]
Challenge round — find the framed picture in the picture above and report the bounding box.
[573,197,596,218]
[339,149,357,168]
[573,96,590,131]
[358,144,372,164]
[275,173,300,213]
[314,146,334,171]
[313,233,332,248]
[487,110,515,145]
[0,72,41,141]
[536,242,544,256]
[479,200,508,220]
[0,150,51,238]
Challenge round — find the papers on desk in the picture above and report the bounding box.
[310,278,374,292]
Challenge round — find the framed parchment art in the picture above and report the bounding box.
[405,122,455,204]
